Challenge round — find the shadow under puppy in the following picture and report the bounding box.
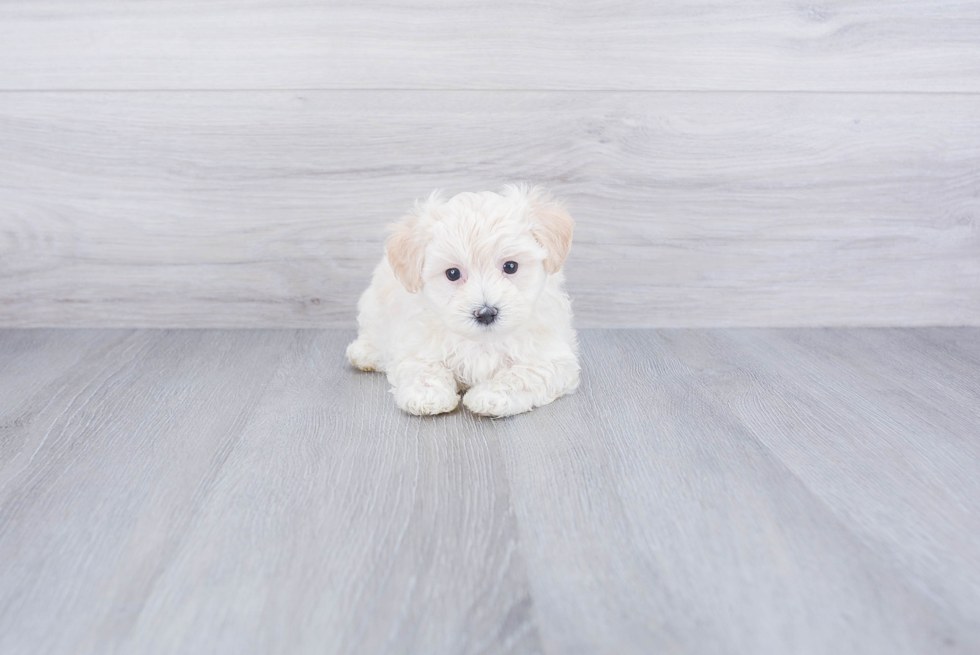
[347,185,580,417]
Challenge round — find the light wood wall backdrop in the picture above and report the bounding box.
[1,1,978,327]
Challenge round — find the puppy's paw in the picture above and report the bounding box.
[395,382,460,416]
[463,386,532,417]
[347,338,382,372]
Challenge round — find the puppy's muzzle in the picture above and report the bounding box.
[473,305,499,326]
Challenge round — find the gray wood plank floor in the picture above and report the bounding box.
[0,328,977,654]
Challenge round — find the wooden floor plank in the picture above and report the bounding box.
[0,328,978,654]
[917,327,980,369]
[657,328,980,639]
[0,329,119,416]
[493,329,973,654]
[0,330,292,655]
[117,330,540,655]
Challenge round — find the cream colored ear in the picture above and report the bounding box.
[385,214,428,293]
[528,190,574,274]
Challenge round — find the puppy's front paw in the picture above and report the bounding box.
[395,382,460,416]
[463,386,532,417]
[347,338,381,372]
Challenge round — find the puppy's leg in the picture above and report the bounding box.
[390,359,460,416]
[463,358,579,417]
[347,337,383,372]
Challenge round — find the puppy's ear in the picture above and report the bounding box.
[525,187,574,274]
[385,213,428,293]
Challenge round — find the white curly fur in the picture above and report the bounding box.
[347,185,580,417]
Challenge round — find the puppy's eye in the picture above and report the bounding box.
[503,261,518,274]
[446,268,461,281]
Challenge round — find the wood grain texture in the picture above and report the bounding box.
[0,329,540,655]
[0,330,294,654]
[1,91,977,328]
[656,328,980,633]
[0,328,978,654]
[118,331,539,655]
[494,329,979,653]
[1,1,979,91]
[0,329,110,416]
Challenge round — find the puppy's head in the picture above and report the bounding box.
[386,185,573,338]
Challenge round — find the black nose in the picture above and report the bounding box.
[473,305,499,325]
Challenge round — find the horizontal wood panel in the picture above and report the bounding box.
[1,91,978,327]
[1,1,979,91]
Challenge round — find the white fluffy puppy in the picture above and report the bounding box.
[347,184,580,417]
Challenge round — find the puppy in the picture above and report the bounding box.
[346,184,580,417]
